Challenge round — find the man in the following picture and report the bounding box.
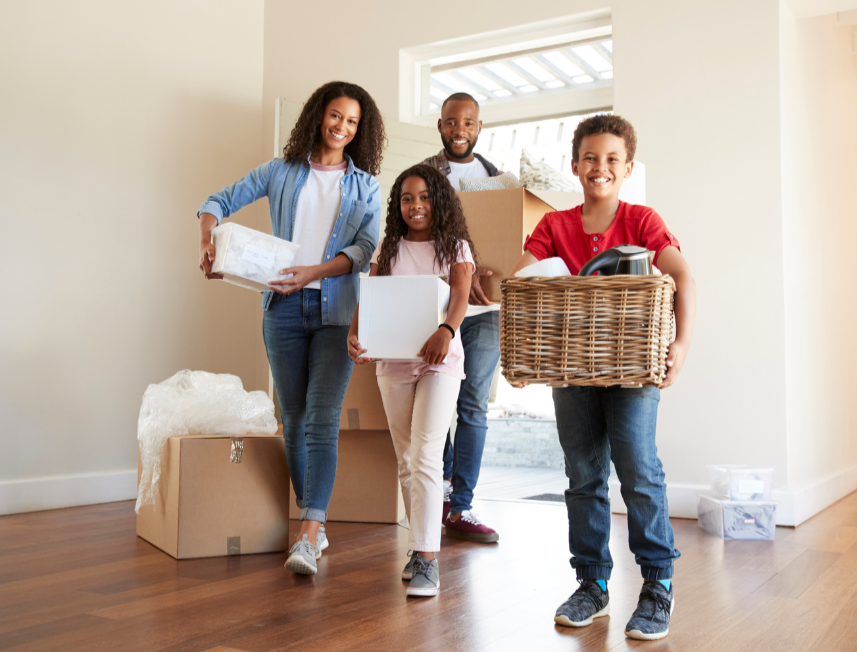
[422,92,501,543]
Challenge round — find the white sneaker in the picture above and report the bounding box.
[285,534,318,575]
[316,525,329,559]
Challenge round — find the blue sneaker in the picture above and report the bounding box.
[554,580,610,627]
[624,580,675,640]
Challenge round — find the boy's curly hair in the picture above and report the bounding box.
[283,81,386,176]
[572,114,637,162]
[376,164,477,277]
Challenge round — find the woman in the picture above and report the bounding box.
[197,81,385,575]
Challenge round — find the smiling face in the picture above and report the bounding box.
[571,133,635,200]
[438,100,481,162]
[399,175,433,241]
[318,96,361,154]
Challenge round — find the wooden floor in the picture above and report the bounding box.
[2,491,857,652]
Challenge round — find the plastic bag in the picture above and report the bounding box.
[135,370,277,513]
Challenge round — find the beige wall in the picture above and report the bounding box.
[0,0,265,494]
[780,7,857,493]
[262,0,791,492]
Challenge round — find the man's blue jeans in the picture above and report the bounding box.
[552,385,679,580]
[442,310,501,514]
[263,290,353,523]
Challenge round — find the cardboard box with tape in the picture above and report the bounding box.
[136,432,290,559]
[457,188,584,302]
[339,359,388,431]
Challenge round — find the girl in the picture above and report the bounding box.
[197,81,385,576]
[348,164,475,597]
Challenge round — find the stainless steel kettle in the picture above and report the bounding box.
[578,245,652,276]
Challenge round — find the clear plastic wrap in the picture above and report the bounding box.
[135,370,277,513]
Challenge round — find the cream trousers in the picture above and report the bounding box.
[377,372,462,552]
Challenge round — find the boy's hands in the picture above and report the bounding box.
[347,334,372,364]
[660,339,689,389]
[418,328,453,365]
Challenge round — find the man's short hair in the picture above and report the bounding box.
[572,114,637,161]
[441,92,480,112]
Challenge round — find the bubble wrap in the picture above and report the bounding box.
[135,370,277,513]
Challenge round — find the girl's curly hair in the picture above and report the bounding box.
[377,164,478,277]
[283,81,386,176]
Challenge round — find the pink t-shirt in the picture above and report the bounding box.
[369,238,475,379]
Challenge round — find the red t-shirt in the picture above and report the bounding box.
[524,201,680,274]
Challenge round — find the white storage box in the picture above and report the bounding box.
[210,223,300,292]
[514,257,571,278]
[707,464,773,501]
[697,493,777,540]
[358,276,450,361]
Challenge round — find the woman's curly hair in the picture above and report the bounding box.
[283,81,386,176]
[376,164,478,277]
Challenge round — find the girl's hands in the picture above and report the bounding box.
[268,265,319,295]
[418,328,453,365]
[348,334,372,364]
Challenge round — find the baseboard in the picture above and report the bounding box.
[0,470,138,516]
[608,464,857,527]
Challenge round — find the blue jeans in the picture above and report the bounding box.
[442,311,501,514]
[263,290,353,522]
[552,385,679,581]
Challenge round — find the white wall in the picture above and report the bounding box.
[262,0,791,500]
[780,5,857,521]
[0,0,266,514]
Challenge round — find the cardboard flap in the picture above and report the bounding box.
[527,188,585,211]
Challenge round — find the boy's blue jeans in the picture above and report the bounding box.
[442,311,501,514]
[552,384,679,581]
[263,290,353,523]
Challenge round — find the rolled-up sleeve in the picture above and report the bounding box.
[338,179,381,274]
[197,160,275,225]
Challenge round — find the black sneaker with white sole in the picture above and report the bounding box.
[624,580,675,641]
[554,579,610,627]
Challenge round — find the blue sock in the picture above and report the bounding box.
[658,579,671,591]
[596,580,607,591]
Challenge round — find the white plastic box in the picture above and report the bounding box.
[210,223,300,292]
[707,464,774,501]
[697,493,777,540]
[358,276,450,361]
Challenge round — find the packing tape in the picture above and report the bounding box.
[230,437,244,463]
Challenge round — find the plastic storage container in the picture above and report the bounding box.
[210,223,300,292]
[707,464,773,501]
[697,493,777,540]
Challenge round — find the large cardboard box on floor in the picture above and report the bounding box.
[457,188,585,302]
[339,358,388,430]
[289,428,406,524]
[136,432,290,559]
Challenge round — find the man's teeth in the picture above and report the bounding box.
[453,139,467,145]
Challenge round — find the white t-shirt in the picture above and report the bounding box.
[292,161,346,289]
[447,158,489,192]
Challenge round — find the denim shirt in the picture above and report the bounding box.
[197,155,381,326]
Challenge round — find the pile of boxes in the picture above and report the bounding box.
[697,465,777,540]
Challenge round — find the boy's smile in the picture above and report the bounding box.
[572,132,634,200]
[400,175,433,242]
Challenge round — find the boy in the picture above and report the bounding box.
[512,115,696,641]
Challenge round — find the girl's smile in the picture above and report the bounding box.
[400,175,433,242]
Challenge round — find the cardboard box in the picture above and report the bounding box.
[136,432,290,559]
[211,222,300,292]
[457,188,584,302]
[289,429,406,524]
[339,360,388,430]
[358,275,450,361]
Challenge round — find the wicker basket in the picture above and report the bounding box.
[500,275,675,387]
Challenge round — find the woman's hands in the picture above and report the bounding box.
[347,333,373,364]
[267,265,319,295]
[418,328,453,365]
[199,214,223,279]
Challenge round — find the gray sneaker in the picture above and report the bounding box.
[316,525,329,559]
[402,551,419,580]
[554,580,611,627]
[405,557,439,597]
[284,534,319,575]
[624,581,674,640]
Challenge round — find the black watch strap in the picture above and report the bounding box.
[438,323,455,339]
